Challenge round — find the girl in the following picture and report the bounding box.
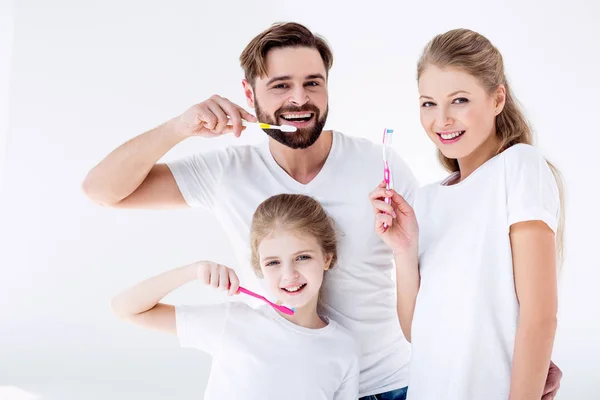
[111,193,360,399]
[370,29,564,399]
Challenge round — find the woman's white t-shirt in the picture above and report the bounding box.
[176,301,360,400]
[408,144,560,400]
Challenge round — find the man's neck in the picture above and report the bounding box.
[267,130,333,185]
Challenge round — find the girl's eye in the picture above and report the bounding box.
[453,97,469,104]
[421,101,435,107]
[296,255,311,261]
[265,261,279,267]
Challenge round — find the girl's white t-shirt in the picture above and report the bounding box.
[176,302,360,400]
[408,144,560,400]
[167,131,419,396]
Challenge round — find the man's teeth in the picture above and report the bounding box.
[281,113,312,121]
[283,284,305,292]
[440,131,465,140]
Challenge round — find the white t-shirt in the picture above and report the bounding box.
[176,302,360,399]
[167,131,419,396]
[409,144,560,400]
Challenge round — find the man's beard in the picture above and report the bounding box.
[254,99,329,149]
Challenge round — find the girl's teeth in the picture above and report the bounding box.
[440,131,464,140]
[284,284,304,292]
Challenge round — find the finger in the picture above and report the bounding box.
[206,102,229,135]
[228,270,240,296]
[196,108,217,132]
[215,97,244,137]
[236,104,257,122]
[376,213,393,228]
[372,199,395,217]
[218,265,229,291]
[369,186,393,202]
[209,263,219,288]
[221,125,247,135]
[390,191,414,216]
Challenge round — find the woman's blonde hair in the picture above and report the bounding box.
[417,28,565,267]
[249,194,338,277]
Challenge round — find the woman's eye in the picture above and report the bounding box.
[421,101,435,107]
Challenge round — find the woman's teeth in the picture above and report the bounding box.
[440,131,465,140]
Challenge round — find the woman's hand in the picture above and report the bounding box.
[369,180,419,256]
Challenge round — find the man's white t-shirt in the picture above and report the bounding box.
[167,131,419,396]
[409,144,560,400]
[176,302,360,399]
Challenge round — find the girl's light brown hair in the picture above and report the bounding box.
[417,28,565,267]
[239,22,333,86]
[250,194,337,277]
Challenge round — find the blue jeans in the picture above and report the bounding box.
[360,386,408,400]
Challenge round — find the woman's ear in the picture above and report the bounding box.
[494,84,506,115]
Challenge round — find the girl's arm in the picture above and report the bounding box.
[509,220,558,400]
[110,261,239,334]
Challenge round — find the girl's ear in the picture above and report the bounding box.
[323,253,333,271]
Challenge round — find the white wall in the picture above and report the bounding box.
[0,0,15,205]
[1,0,599,399]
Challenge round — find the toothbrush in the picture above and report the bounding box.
[242,120,297,132]
[237,286,295,315]
[382,128,394,230]
[226,119,297,132]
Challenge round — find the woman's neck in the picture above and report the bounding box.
[456,132,501,183]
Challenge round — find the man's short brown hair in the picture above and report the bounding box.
[239,22,333,85]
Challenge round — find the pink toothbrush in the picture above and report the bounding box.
[382,128,394,230]
[237,286,295,315]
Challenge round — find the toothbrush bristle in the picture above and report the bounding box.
[383,128,394,145]
[280,125,297,132]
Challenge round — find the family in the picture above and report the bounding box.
[83,22,564,400]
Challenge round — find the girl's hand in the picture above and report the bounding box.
[369,180,419,256]
[194,261,240,296]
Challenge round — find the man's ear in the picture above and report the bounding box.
[242,79,255,109]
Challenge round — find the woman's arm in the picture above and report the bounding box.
[509,220,558,400]
[394,250,420,342]
[369,181,420,342]
[110,261,239,334]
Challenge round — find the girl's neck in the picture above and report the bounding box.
[277,296,327,329]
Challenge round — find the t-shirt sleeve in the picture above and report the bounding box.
[504,144,560,233]
[175,302,231,355]
[165,149,228,209]
[389,149,420,207]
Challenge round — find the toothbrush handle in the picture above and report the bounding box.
[237,286,265,301]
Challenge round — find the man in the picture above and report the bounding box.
[83,22,561,400]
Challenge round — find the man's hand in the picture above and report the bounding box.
[176,95,257,138]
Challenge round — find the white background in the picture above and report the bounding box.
[1,0,599,399]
